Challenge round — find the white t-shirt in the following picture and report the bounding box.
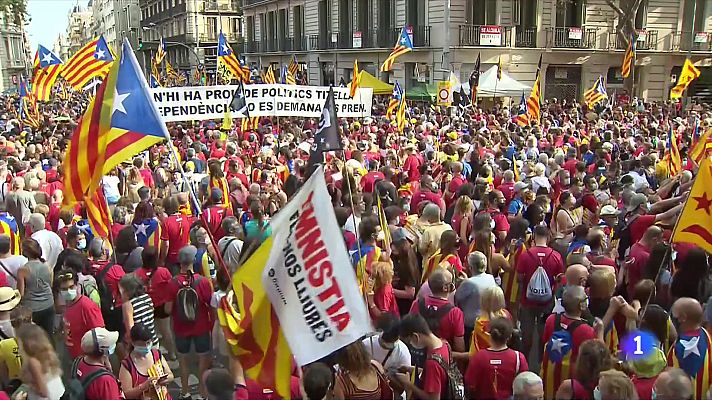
[362,334,411,373]
[0,255,27,289]
[101,175,121,200]
[30,229,62,270]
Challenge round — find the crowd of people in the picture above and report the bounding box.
[0,89,708,400]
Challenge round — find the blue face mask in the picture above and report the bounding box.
[593,386,601,400]
[107,344,116,355]
[651,389,656,400]
[133,344,151,356]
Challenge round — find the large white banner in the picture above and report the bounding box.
[150,84,373,122]
[262,166,372,365]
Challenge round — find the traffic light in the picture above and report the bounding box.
[137,37,143,50]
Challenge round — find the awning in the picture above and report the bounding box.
[406,83,438,101]
[349,71,394,95]
[455,65,531,98]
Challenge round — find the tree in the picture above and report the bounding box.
[0,0,27,25]
[605,0,645,48]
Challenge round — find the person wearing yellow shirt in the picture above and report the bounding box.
[0,287,26,393]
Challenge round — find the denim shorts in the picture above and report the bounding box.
[175,332,211,355]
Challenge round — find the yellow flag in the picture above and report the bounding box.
[671,158,712,254]
[231,237,294,399]
[670,59,701,100]
[221,110,232,132]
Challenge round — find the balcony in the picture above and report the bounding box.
[201,1,238,13]
[607,30,658,51]
[200,31,239,42]
[672,31,712,52]
[309,26,430,50]
[547,26,597,48]
[458,25,512,47]
[390,25,430,47]
[515,27,537,48]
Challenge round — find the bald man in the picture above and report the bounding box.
[626,225,663,298]
[669,298,711,399]
[653,368,692,400]
[551,264,591,318]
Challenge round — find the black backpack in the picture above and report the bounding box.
[409,298,455,372]
[96,263,116,313]
[428,343,465,400]
[64,357,113,400]
[175,272,202,322]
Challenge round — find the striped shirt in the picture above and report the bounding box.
[130,293,157,346]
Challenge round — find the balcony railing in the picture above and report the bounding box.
[672,31,712,52]
[309,33,339,50]
[547,26,597,48]
[309,26,430,50]
[201,1,238,12]
[391,25,431,47]
[458,25,512,47]
[200,32,239,42]
[607,30,658,50]
[515,27,537,47]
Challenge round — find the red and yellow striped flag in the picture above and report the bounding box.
[60,35,114,90]
[86,186,112,239]
[690,128,712,164]
[231,236,293,398]
[526,55,543,123]
[350,60,361,98]
[671,59,701,100]
[621,34,635,79]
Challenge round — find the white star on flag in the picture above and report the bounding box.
[400,37,407,45]
[681,337,701,358]
[41,52,54,64]
[112,89,130,115]
[95,48,106,59]
[550,338,566,354]
[134,223,148,237]
[221,44,230,54]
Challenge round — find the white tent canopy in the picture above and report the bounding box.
[455,65,531,98]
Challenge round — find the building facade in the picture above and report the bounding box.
[0,13,30,92]
[92,0,141,54]
[65,4,94,56]
[239,0,712,101]
[138,0,243,79]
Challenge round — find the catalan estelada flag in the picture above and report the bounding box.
[32,45,63,101]
[690,128,712,164]
[380,26,414,72]
[0,213,19,255]
[86,186,111,240]
[288,54,300,76]
[527,55,543,122]
[217,32,250,83]
[421,250,459,284]
[671,59,701,100]
[231,236,293,398]
[396,94,407,132]
[263,65,276,84]
[350,59,361,98]
[61,35,114,91]
[583,76,608,109]
[672,158,712,254]
[62,38,167,209]
[668,327,712,399]
[501,239,525,305]
[281,66,296,85]
[386,82,403,119]
[133,217,162,250]
[209,176,231,209]
[512,92,529,126]
[621,33,636,79]
[668,127,682,176]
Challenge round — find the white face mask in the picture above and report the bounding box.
[0,320,14,338]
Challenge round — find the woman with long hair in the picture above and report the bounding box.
[501,217,530,324]
[367,261,399,319]
[472,229,510,280]
[17,324,64,399]
[643,242,673,308]
[470,286,512,355]
[119,274,157,348]
[556,340,614,400]
[671,246,709,302]
[207,160,230,209]
[551,191,579,248]
[126,167,145,204]
[389,230,419,317]
[333,341,394,400]
[451,195,474,263]
[17,239,54,336]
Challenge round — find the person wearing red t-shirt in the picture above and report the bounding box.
[159,197,195,269]
[88,238,126,349]
[360,163,385,194]
[58,270,105,359]
[625,193,683,247]
[479,190,510,248]
[516,225,565,367]
[409,268,466,353]
[497,170,516,206]
[395,313,455,400]
[134,158,155,189]
[202,189,234,241]
[444,162,466,208]
[166,245,214,399]
[134,248,177,360]
[411,175,445,216]
[465,317,528,399]
[625,226,662,299]
[75,327,123,399]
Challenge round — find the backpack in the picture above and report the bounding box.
[96,263,116,313]
[617,214,640,262]
[525,250,554,303]
[175,272,202,322]
[80,277,101,307]
[428,343,465,400]
[417,297,454,335]
[64,357,113,400]
[542,314,585,397]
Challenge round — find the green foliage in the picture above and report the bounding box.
[0,0,27,25]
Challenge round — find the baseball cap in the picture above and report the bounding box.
[392,227,407,243]
[626,193,648,212]
[179,245,198,265]
[81,327,119,355]
[514,181,529,192]
[600,205,620,217]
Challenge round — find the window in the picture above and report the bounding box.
[466,0,497,25]
[207,16,218,37]
[683,0,706,33]
[635,0,648,29]
[339,0,352,39]
[515,0,537,28]
[293,6,304,40]
[406,0,426,26]
[246,16,254,41]
[556,0,585,27]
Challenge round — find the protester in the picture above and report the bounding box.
[17,238,54,336]
[0,235,25,289]
[512,371,544,400]
[118,324,174,400]
[57,268,104,359]
[333,340,393,399]
[16,323,64,399]
[119,274,158,347]
[652,367,692,400]
[73,327,123,398]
